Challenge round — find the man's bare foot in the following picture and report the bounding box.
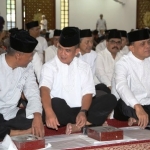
[65,123,81,135]
[10,128,32,136]
[128,118,138,126]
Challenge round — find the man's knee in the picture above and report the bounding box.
[100,94,117,108]
[107,94,117,104]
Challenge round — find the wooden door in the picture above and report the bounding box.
[136,0,150,29]
[22,0,55,30]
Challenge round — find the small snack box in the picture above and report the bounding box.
[11,134,45,150]
[87,126,123,141]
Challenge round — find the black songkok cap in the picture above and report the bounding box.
[107,30,121,40]
[80,29,92,38]
[105,29,117,34]
[26,21,39,30]
[119,30,127,38]
[92,30,98,35]
[54,29,62,36]
[10,29,38,53]
[59,27,80,47]
[128,29,150,44]
[9,28,19,35]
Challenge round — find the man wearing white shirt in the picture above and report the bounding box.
[95,40,106,53]
[9,28,42,83]
[40,15,48,31]
[96,14,107,35]
[40,27,117,134]
[45,29,61,62]
[26,21,48,63]
[0,30,44,139]
[78,29,97,76]
[119,30,129,56]
[32,51,43,82]
[95,30,122,93]
[95,29,117,53]
[112,29,150,129]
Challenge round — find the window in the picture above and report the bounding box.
[6,0,16,30]
[61,0,69,29]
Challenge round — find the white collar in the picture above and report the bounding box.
[2,54,13,71]
[129,52,144,63]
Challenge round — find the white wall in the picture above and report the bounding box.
[0,0,6,30]
[56,0,61,29]
[0,0,137,32]
[16,0,22,29]
[69,0,137,32]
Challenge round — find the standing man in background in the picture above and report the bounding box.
[40,15,48,31]
[96,14,107,36]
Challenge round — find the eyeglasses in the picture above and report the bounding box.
[109,40,122,45]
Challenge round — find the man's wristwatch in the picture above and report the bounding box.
[80,109,88,115]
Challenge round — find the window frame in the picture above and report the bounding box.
[6,0,16,30]
[60,0,69,29]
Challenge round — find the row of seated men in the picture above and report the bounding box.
[0,21,150,140]
[0,21,129,88]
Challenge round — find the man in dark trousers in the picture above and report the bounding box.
[0,30,44,139]
[40,27,117,134]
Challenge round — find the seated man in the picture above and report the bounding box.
[78,29,97,77]
[26,21,48,63]
[95,30,122,93]
[92,29,100,50]
[112,29,150,128]
[95,29,117,53]
[6,27,42,83]
[119,30,129,56]
[40,27,117,134]
[0,30,44,140]
[78,29,105,96]
[45,29,61,62]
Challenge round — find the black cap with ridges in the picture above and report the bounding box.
[128,29,150,44]
[59,27,80,47]
[107,30,121,40]
[54,29,62,36]
[80,29,92,38]
[10,29,38,53]
[119,30,127,38]
[26,21,39,30]
[105,29,117,34]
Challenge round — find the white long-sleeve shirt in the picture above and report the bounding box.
[35,36,48,54]
[95,48,122,87]
[77,50,97,76]
[45,45,57,62]
[35,36,48,63]
[32,52,43,82]
[0,54,42,120]
[96,40,106,53]
[112,52,150,108]
[39,55,95,108]
[119,46,129,56]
